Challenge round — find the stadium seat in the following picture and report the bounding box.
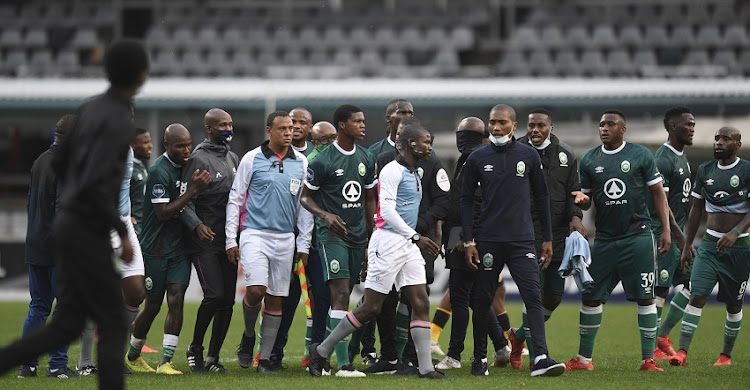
[643,26,670,48]
[681,49,710,67]
[359,49,384,77]
[580,50,608,77]
[249,28,270,50]
[554,50,581,77]
[723,25,748,49]
[373,27,398,50]
[658,3,684,26]
[203,48,230,77]
[509,26,540,49]
[68,28,100,51]
[308,50,330,66]
[40,3,65,26]
[449,27,474,50]
[322,27,348,50]
[349,28,374,50]
[670,26,694,48]
[384,50,408,67]
[298,26,321,49]
[150,51,182,77]
[28,50,54,77]
[712,49,740,76]
[432,49,460,76]
[23,28,47,49]
[497,50,530,77]
[1,50,27,76]
[333,49,356,68]
[606,49,636,77]
[527,50,556,77]
[222,27,246,50]
[400,26,423,50]
[171,27,195,49]
[231,50,256,76]
[56,50,80,76]
[694,25,722,49]
[565,26,589,50]
[685,4,710,25]
[282,49,306,66]
[256,49,278,67]
[619,25,643,48]
[590,25,618,49]
[539,25,566,50]
[711,3,737,24]
[195,27,220,50]
[425,27,448,50]
[739,50,750,76]
[0,28,23,49]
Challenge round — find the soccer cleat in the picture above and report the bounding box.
[471,358,489,376]
[257,359,279,374]
[394,360,419,375]
[430,340,446,356]
[76,364,98,376]
[508,328,525,370]
[205,361,229,373]
[46,366,79,378]
[362,352,377,366]
[300,356,310,368]
[236,333,255,369]
[522,347,530,356]
[653,348,671,361]
[17,365,37,378]
[656,336,677,356]
[669,349,688,366]
[493,345,511,367]
[419,369,452,379]
[565,356,594,371]
[252,353,260,368]
[531,358,566,377]
[125,356,156,373]
[307,342,325,377]
[362,358,398,374]
[186,344,205,373]
[156,362,183,375]
[639,358,664,372]
[713,354,732,366]
[335,364,366,378]
[436,356,462,369]
[142,345,159,353]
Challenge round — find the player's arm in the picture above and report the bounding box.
[416,159,451,235]
[717,210,750,252]
[225,153,253,265]
[649,181,671,254]
[460,156,480,269]
[364,156,378,237]
[300,159,348,236]
[576,156,592,210]
[566,153,586,236]
[153,168,211,222]
[295,158,312,265]
[179,153,214,242]
[529,154,554,269]
[681,196,704,271]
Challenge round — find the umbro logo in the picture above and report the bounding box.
[216,172,222,178]
[525,253,536,259]
[706,179,714,185]
[484,164,494,172]
[679,168,684,175]
[595,166,604,173]
[335,169,344,176]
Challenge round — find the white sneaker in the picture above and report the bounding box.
[335,364,366,378]
[430,340,446,356]
[522,347,529,356]
[436,356,461,369]
[493,346,511,367]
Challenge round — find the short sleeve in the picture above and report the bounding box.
[147,166,171,204]
[641,149,662,187]
[655,154,672,192]
[364,153,377,189]
[305,154,326,190]
[691,165,705,199]
[579,154,591,193]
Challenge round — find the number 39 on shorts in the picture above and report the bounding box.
[640,272,654,288]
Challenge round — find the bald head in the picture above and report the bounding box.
[204,108,231,126]
[204,108,233,144]
[165,123,189,143]
[457,117,485,134]
[290,107,312,121]
[54,114,77,144]
[490,104,516,121]
[311,121,337,147]
[290,107,313,147]
[718,126,741,141]
[164,124,192,166]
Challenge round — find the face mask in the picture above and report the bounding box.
[456,131,485,154]
[530,137,551,150]
[314,143,329,153]
[489,132,512,146]
[216,130,233,145]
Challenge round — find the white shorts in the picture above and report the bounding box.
[239,228,295,296]
[110,215,145,279]
[365,228,426,294]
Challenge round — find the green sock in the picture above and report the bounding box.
[395,303,410,359]
[722,311,743,357]
[330,310,350,369]
[658,289,689,338]
[128,336,145,361]
[160,334,178,365]
[303,318,313,358]
[638,304,658,360]
[578,305,603,359]
[678,305,702,352]
[516,310,528,341]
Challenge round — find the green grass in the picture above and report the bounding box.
[0,301,748,389]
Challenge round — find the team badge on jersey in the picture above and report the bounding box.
[516,161,526,176]
[621,160,631,172]
[436,168,450,192]
[731,175,740,187]
[358,162,366,176]
[558,152,568,165]
[482,253,494,269]
[306,167,315,182]
[682,178,691,198]
[342,181,362,202]
[145,277,153,291]
[289,178,301,195]
[659,269,669,282]
[330,259,340,273]
[152,183,165,198]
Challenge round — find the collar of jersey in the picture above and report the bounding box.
[717,157,740,170]
[261,141,296,159]
[387,137,395,147]
[292,141,308,153]
[162,152,181,168]
[663,142,684,156]
[333,140,356,156]
[601,141,626,155]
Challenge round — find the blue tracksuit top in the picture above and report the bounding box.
[460,140,553,243]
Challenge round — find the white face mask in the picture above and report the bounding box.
[530,137,551,150]
[489,132,512,146]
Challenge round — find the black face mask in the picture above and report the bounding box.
[456,131,485,155]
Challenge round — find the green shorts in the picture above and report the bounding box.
[690,234,750,305]
[540,261,566,296]
[144,254,190,296]
[656,241,691,288]
[319,242,365,285]
[584,231,656,302]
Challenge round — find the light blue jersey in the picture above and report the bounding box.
[117,147,134,217]
[374,159,422,238]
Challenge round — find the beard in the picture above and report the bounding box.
[714,149,733,160]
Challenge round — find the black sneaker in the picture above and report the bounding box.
[471,358,489,376]
[530,357,566,377]
[76,364,98,376]
[308,342,325,377]
[362,358,397,375]
[237,333,255,369]
[419,369,452,379]
[362,352,377,366]
[17,365,37,378]
[186,344,205,373]
[257,359,278,374]
[46,366,80,378]
[394,360,419,376]
[205,361,229,373]
[269,356,286,371]
[123,364,132,375]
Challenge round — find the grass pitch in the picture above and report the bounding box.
[0,301,748,389]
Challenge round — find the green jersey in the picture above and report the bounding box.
[140,154,185,258]
[305,142,377,246]
[692,158,750,214]
[130,158,148,234]
[646,143,692,233]
[580,142,662,240]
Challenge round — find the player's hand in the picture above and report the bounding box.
[717,231,738,252]
[416,236,440,258]
[658,231,672,254]
[572,191,590,208]
[569,216,587,238]
[539,241,553,270]
[322,212,347,236]
[673,231,687,255]
[120,235,134,264]
[196,223,215,242]
[191,169,212,191]
[226,246,240,266]
[680,243,695,271]
[297,252,309,267]
[131,217,139,235]
[360,251,368,283]
[465,244,479,270]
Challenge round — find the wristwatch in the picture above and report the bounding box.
[410,234,421,244]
